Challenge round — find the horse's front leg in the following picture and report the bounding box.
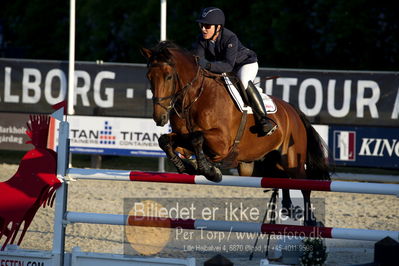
[190,131,222,182]
[158,133,186,173]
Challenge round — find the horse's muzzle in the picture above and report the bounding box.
[154,112,169,127]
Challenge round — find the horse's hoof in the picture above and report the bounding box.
[314,221,325,227]
[183,159,198,174]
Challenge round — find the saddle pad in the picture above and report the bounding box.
[223,74,277,114]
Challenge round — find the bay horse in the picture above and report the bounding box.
[141,41,330,225]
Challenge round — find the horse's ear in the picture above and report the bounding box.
[140,48,152,59]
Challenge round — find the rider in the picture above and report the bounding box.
[193,7,277,136]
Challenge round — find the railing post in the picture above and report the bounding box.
[52,119,70,266]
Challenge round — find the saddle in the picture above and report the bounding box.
[221,73,277,114]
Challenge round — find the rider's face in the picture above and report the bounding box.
[199,24,220,40]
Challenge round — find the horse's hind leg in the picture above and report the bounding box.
[281,189,294,216]
[238,162,254,176]
[302,189,320,226]
[191,131,222,182]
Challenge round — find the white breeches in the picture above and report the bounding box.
[236,61,259,89]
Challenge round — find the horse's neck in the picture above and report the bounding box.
[175,62,201,96]
[173,54,231,111]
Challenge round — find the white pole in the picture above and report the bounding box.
[158,156,165,172]
[160,0,167,41]
[67,0,76,115]
[65,211,399,242]
[159,0,167,169]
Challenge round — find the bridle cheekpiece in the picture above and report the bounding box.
[148,59,203,118]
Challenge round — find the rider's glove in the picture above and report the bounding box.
[198,57,211,70]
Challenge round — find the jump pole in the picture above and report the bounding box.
[67,168,399,196]
[65,212,399,242]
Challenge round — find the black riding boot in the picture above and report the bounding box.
[246,81,277,136]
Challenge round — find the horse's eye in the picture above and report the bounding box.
[166,75,173,81]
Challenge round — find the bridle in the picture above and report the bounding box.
[148,60,203,118]
[149,62,178,112]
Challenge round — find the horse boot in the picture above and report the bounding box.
[246,81,277,136]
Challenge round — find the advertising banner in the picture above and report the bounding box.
[0,113,31,151]
[260,69,399,127]
[0,59,151,117]
[1,58,398,126]
[52,116,170,157]
[329,125,399,168]
[1,58,397,169]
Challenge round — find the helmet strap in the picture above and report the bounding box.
[210,25,222,41]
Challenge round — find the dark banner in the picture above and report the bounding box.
[329,125,399,168]
[0,58,151,117]
[1,58,398,126]
[0,113,31,150]
[258,69,399,127]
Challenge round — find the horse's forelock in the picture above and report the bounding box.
[149,41,175,63]
[150,51,173,65]
[150,41,194,66]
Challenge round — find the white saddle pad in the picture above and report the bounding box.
[222,74,277,114]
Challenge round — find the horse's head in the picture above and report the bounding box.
[141,41,197,126]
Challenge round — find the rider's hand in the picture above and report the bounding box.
[198,57,211,70]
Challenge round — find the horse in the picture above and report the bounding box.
[141,41,330,225]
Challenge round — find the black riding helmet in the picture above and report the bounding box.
[196,7,225,26]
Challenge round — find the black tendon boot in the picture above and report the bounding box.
[246,81,277,136]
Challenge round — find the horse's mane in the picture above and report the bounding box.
[150,41,195,65]
[148,41,226,81]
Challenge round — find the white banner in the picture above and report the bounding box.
[50,115,329,159]
[53,116,170,156]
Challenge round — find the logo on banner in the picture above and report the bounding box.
[334,131,356,161]
[100,121,116,145]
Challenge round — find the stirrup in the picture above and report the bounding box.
[260,118,278,136]
[265,124,278,136]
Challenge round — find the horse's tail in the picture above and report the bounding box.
[296,108,332,180]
